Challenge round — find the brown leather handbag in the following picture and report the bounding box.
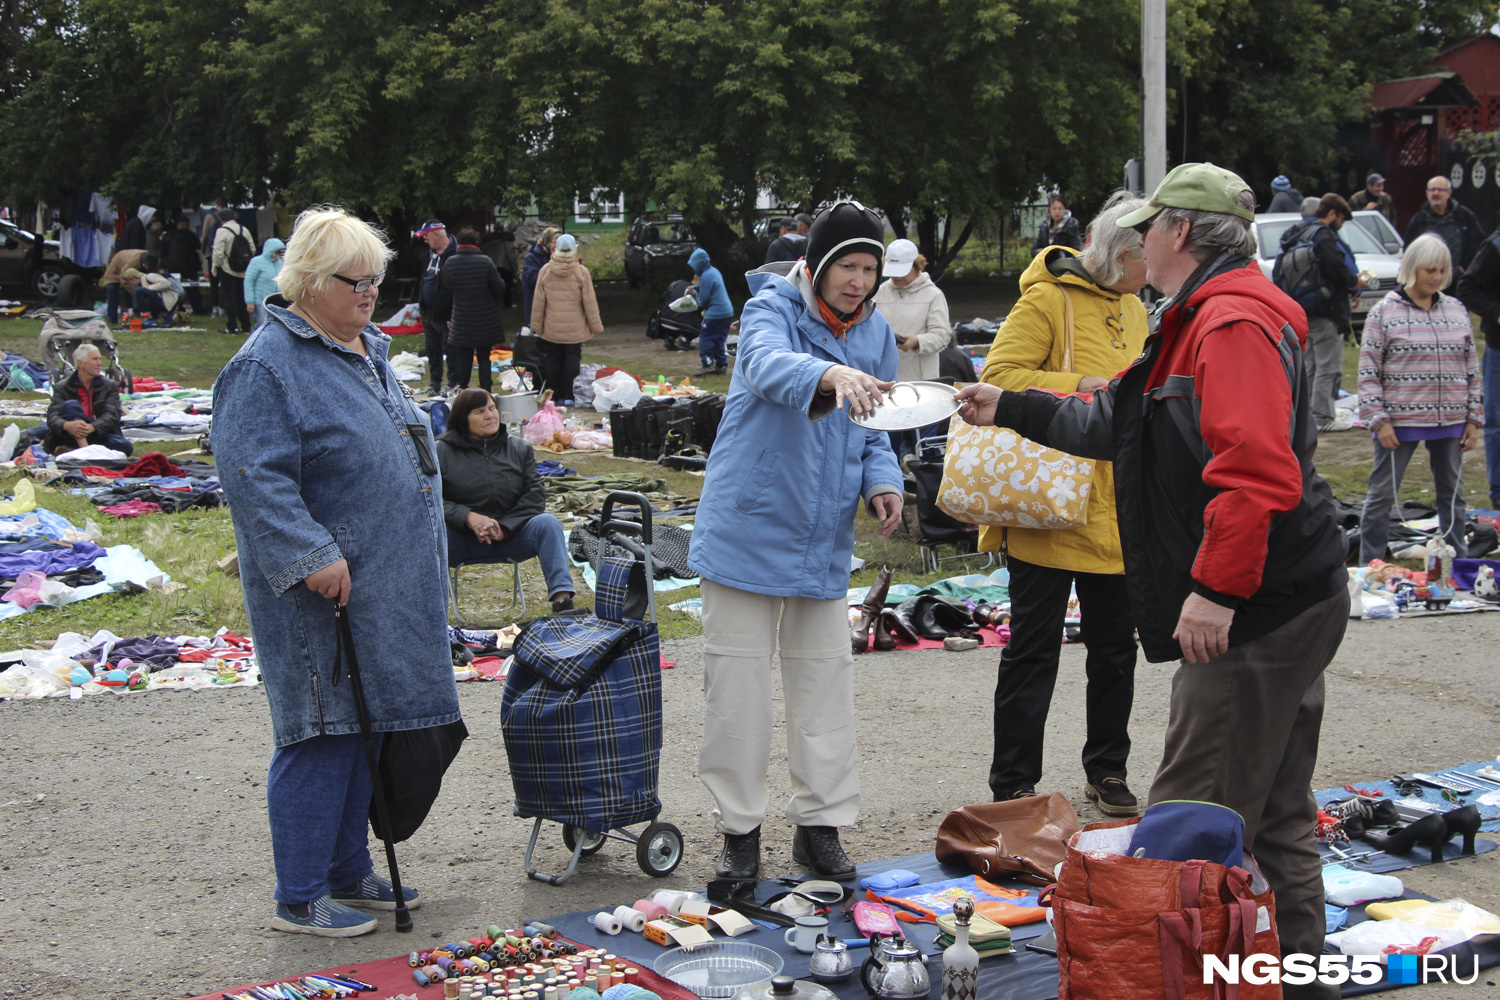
[934,793,1080,885]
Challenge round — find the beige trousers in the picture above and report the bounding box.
[698,579,861,835]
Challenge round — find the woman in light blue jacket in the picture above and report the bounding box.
[213,208,458,939]
[243,237,286,329]
[686,201,904,885]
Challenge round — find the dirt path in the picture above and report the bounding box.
[2,611,1497,1000]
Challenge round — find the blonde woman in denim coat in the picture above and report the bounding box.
[213,207,460,939]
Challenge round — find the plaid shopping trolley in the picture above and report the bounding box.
[501,494,682,884]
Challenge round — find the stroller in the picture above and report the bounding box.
[646,278,703,351]
[501,492,683,884]
[37,311,134,391]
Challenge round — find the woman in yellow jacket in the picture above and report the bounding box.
[980,193,1150,815]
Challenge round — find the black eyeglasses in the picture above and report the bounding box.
[1132,220,1154,236]
[330,271,385,293]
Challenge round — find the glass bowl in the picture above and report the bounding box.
[652,941,786,999]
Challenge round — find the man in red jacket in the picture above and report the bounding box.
[957,164,1348,1000]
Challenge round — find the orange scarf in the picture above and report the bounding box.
[807,265,859,339]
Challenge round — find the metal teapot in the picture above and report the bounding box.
[808,933,855,983]
[860,933,929,999]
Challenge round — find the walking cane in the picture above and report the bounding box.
[334,603,414,933]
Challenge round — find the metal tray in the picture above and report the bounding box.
[653,941,785,999]
[849,380,959,431]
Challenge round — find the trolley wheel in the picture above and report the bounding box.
[636,821,684,877]
[562,825,606,856]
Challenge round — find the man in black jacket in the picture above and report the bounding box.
[160,217,204,315]
[43,345,132,456]
[1405,176,1486,272]
[764,217,808,263]
[418,219,456,395]
[435,228,506,392]
[1457,227,1500,508]
[1278,194,1361,432]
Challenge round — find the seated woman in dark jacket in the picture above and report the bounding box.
[43,344,133,456]
[437,388,575,613]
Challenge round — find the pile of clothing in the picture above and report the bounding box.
[119,388,212,442]
[0,480,172,618]
[0,627,257,700]
[40,452,223,516]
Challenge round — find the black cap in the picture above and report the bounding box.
[804,200,885,292]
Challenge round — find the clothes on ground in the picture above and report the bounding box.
[0,627,257,700]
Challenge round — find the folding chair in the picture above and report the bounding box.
[448,559,525,626]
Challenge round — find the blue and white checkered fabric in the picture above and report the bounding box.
[595,556,634,623]
[501,560,662,832]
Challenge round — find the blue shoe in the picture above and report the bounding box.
[330,872,421,911]
[270,894,377,937]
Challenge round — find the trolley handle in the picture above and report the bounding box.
[600,491,654,546]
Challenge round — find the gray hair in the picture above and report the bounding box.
[1398,233,1452,290]
[1155,189,1259,263]
[1081,191,1149,288]
[72,344,101,365]
[1299,196,1321,217]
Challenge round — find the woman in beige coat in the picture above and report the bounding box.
[872,239,951,458]
[530,234,603,401]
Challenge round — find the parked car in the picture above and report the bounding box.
[623,216,697,288]
[0,219,78,299]
[1252,210,1402,326]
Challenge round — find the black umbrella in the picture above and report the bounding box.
[334,604,413,933]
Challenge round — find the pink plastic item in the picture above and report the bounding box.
[2,570,46,609]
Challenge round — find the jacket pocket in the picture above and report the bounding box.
[733,448,778,515]
[407,423,438,476]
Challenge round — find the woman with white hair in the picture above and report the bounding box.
[1357,233,1482,564]
[976,192,1151,817]
[212,206,460,938]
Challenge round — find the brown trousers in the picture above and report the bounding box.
[1148,588,1350,1000]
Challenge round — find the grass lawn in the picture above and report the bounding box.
[0,306,1488,654]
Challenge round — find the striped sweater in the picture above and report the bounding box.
[1357,289,1481,430]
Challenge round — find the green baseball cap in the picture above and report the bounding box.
[1115,162,1256,229]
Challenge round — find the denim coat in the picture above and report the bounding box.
[687,262,903,599]
[213,303,460,747]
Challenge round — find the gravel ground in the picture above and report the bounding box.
[3,611,1499,1000]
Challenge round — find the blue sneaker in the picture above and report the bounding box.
[330,872,422,911]
[270,894,377,937]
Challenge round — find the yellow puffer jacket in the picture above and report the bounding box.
[978,247,1148,574]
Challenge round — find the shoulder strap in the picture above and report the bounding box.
[1061,288,1075,373]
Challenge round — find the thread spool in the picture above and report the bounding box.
[436,957,458,975]
[624,970,639,985]
[410,952,425,969]
[422,964,449,982]
[611,906,646,933]
[649,890,690,914]
[445,980,462,999]
[592,912,622,935]
[632,899,669,921]
[414,970,434,988]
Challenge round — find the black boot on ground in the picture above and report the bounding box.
[716,826,761,881]
[792,825,856,880]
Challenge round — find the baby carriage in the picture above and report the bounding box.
[37,310,134,391]
[646,278,703,351]
[501,492,682,884]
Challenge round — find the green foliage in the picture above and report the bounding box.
[0,0,1494,252]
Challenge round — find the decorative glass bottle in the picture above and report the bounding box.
[941,896,978,1000]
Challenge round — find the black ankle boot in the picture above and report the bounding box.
[1442,804,1481,856]
[792,825,856,879]
[716,826,761,881]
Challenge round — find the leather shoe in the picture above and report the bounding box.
[792,825,856,880]
[716,826,761,881]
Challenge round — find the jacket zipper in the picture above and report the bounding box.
[310,670,327,735]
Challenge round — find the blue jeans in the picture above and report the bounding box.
[699,316,731,368]
[1360,434,1467,564]
[267,733,376,905]
[46,399,134,456]
[446,512,575,598]
[1484,348,1500,507]
[105,283,121,325]
[132,287,170,321]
